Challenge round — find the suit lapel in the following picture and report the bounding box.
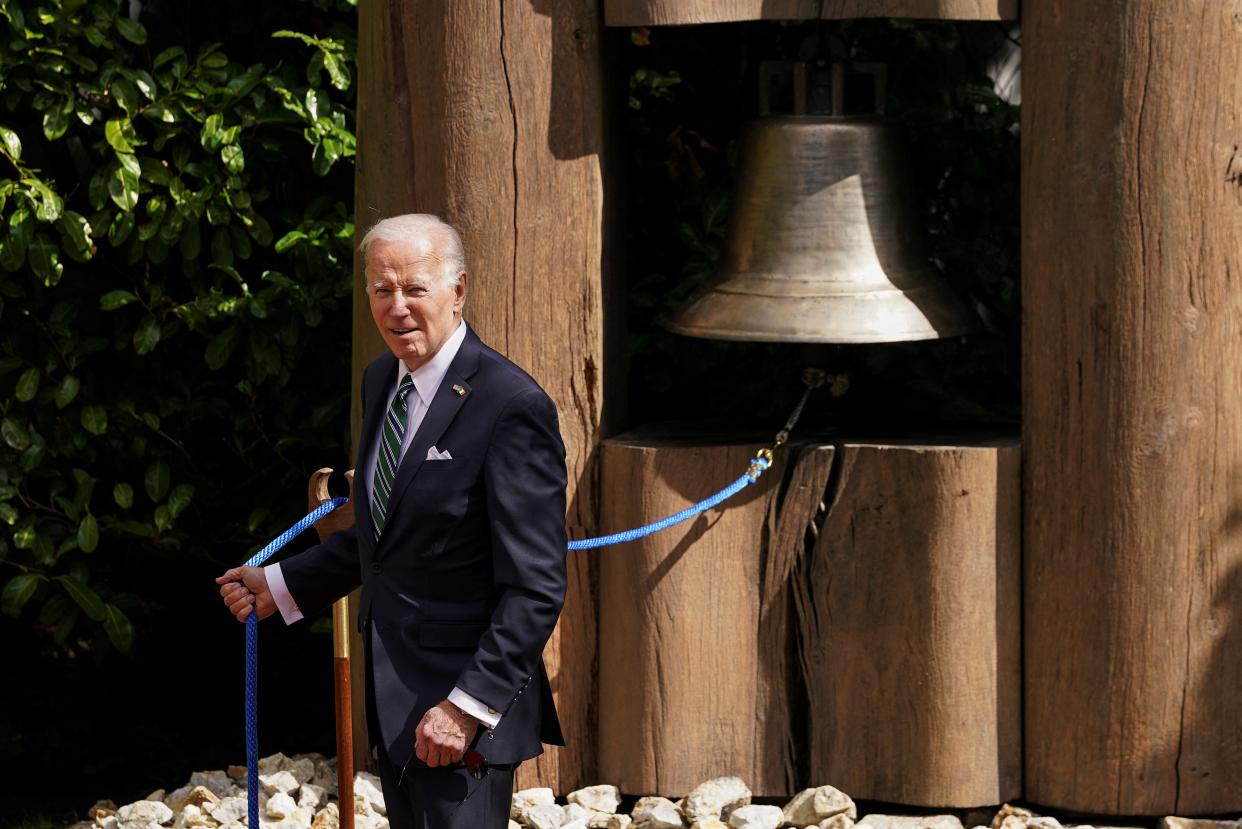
[380,325,482,546]
[355,352,396,545]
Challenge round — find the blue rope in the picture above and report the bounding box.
[567,452,772,550]
[240,497,349,829]
[236,451,772,825]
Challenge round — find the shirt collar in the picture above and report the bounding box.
[396,319,467,407]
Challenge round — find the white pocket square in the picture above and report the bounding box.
[426,446,453,461]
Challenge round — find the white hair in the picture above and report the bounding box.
[359,214,467,288]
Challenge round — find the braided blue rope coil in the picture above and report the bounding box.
[240,497,349,829]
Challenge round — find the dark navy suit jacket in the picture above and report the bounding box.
[281,324,568,768]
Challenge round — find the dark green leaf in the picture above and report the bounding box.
[103,604,134,651]
[0,503,16,525]
[54,375,80,408]
[274,230,308,253]
[1,574,40,618]
[154,46,186,68]
[111,77,139,116]
[59,576,105,621]
[13,526,35,549]
[14,368,39,402]
[42,101,71,141]
[133,315,161,354]
[113,483,134,510]
[200,113,224,150]
[154,504,171,532]
[81,405,108,435]
[138,157,171,185]
[0,126,21,160]
[114,16,147,44]
[109,161,140,211]
[205,325,239,370]
[31,183,64,222]
[108,211,135,245]
[28,235,62,284]
[221,143,244,174]
[100,289,138,310]
[105,119,134,153]
[167,484,194,517]
[58,211,92,260]
[1,418,30,451]
[77,514,99,553]
[145,460,170,502]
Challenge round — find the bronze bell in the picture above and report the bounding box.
[667,65,977,343]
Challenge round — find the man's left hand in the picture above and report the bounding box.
[414,700,480,768]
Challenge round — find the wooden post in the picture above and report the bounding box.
[597,435,1020,802]
[354,0,605,792]
[801,442,1022,807]
[597,438,794,796]
[1023,2,1242,814]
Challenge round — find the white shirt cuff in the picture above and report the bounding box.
[448,687,500,729]
[264,562,303,624]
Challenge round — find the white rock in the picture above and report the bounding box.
[821,817,856,829]
[354,811,390,829]
[565,804,594,824]
[999,818,1061,829]
[146,790,167,803]
[691,821,728,829]
[726,805,782,829]
[164,787,194,812]
[991,807,1036,829]
[681,778,751,823]
[510,822,521,829]
[783,787,857,827]
[190,772,235,799]
[311,758,339,796]
[207,797,248,826]
[563,821,589,829]
[117,801,174,828]
[262,771,302,796]
[299,784,327,811]
[266,792,299,820]
[97,815,119,829]
[286,757,317,785]
[354,771,386,816]
[260,753,291,774]
[512,788,559,823]
[526,803,566,829]
[591,816,632,829]
[569,785,622,815]
[172,805,211,829]
[859,816,964,829]
[311,803,339,829]
[1160,822,1239,829]
[633,797,685,829]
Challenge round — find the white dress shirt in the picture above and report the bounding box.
[265,320,499,728]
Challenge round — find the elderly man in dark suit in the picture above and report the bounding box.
[216,214,568,828]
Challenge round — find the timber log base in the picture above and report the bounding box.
[597,433,1021,804]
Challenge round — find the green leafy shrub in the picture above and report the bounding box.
[0,0,357,653]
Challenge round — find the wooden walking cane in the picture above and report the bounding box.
[308,468,356,829]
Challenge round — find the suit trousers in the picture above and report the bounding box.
[377,749,515,829]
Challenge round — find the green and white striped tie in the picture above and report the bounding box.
[371,374,415,540]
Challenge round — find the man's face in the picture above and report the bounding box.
[366,236,467,372]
